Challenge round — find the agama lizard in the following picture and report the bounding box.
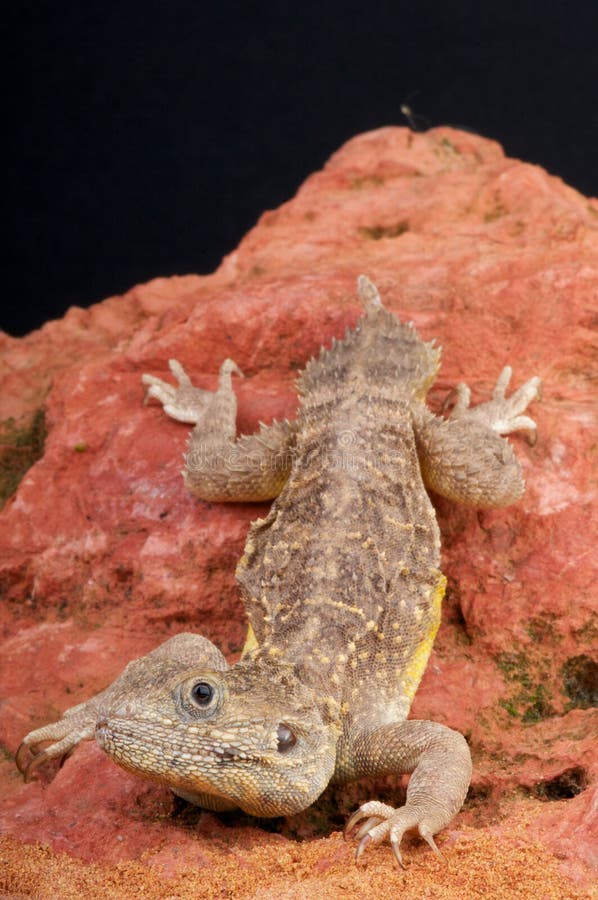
[17,276,541,865]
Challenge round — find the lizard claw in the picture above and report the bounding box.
[17,740,80,781]
[344,800,445,867]
[344,801,394,839]
[16,703,98,781]
[15,739,39,778]
[419,824,445,860]
[17,734,78,782]
[355,832,373,863]
[353,815,385,843]
[390,834,406,869]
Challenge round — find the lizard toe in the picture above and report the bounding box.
[16,734,75,781]
[16,742,52,782]
[418,822,445,860]
[353,815,385,842]
[354,821,393,863]
[16,714,97,781]
[345,798,448,866]
[344,801,395,840]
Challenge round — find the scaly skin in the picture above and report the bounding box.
[17,276,541,866]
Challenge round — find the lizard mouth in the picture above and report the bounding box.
[94,711,299,779]
[214,748,242,761]
[95,716,255,766]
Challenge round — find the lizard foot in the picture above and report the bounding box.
[344,801,444,868]
[142,358,243,424]
[16,698,99,781]
[447,366,542,441]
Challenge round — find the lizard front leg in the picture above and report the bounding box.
[16,633,227,782]
[413,367,541,507]
[342,720,472,866]
[143,358,294,502]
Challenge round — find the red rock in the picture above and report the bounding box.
[0,127,596,896]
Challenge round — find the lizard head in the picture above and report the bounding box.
[94,637,339,817]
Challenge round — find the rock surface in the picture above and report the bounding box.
[0,127,596,899]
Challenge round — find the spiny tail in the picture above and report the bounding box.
[298,275,441,399]
[357,274,383,310]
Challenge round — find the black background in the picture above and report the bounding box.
[5,2,597,336]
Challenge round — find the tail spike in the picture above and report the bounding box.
[357,275,383,310]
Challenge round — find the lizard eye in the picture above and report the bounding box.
[191,681,215,707]
[276,723,297,754]
[177,673,223,719]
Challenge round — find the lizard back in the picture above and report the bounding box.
[237,291,445,724]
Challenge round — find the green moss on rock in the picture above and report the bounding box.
[0,410,46,508]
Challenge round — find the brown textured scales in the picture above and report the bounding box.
[16,276,541,867]
[238,299,443,727]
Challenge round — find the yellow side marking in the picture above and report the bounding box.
[400,574,446,704]
[241,623,259,657]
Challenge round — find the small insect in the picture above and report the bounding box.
[400,95,430,132]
